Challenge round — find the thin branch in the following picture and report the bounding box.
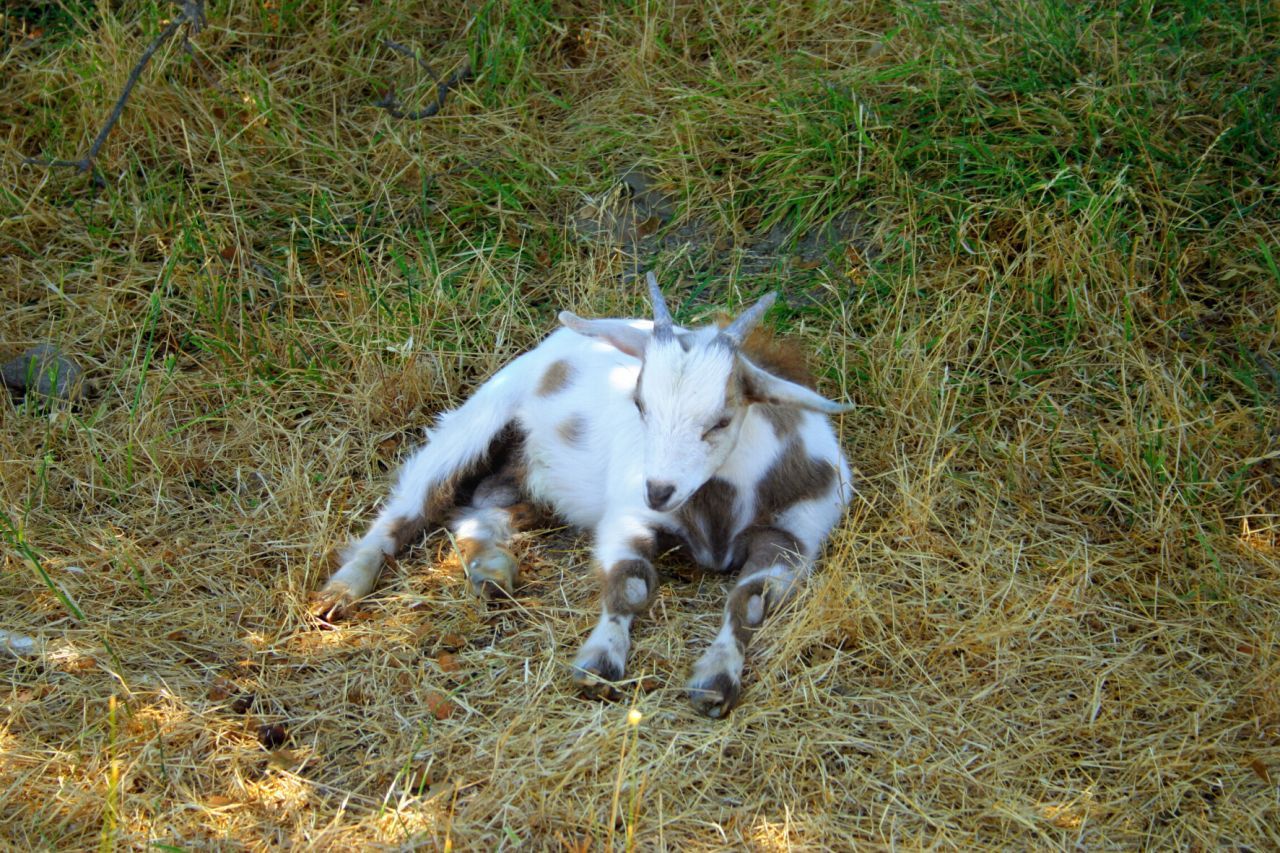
[374,38,473,121]
[380,37,441,83]
[24,0,205,186]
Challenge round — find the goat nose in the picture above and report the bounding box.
[645,480,676,510]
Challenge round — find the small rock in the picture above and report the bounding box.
[0,629,39,657]
[2,344,86,403]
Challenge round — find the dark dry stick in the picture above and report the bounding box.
[24,0,205,187]
[374,38,473,121]
[380,37,441,83]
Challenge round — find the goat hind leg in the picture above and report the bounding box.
[312,435,465,620]
[312,507,426,621]
[688,528,812,718]
[455,517,520,600]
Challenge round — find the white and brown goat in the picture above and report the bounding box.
[313,274,853,716]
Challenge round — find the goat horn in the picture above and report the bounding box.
[647,271,675,341]
[718,292,777,348]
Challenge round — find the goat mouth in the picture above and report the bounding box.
[655,491,691,513]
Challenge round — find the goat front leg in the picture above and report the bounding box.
[688,528,812,718]
[571,516,659,699]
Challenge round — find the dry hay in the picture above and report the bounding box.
[2,0,1278,848]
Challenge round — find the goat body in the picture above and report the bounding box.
[314,275,853,716]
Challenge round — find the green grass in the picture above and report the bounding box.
[2,0,1278,847]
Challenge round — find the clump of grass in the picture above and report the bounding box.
[1,0,1277,848]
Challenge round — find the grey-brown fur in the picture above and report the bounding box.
[676,477,739,570]
[755,439,836,521]
[385,515,426,553]
[556,415,586,446]
[536,359,574,396]
[603,559,658,615]
[724,528,803,647]
[757,404,802,439]
[627,533,656,560]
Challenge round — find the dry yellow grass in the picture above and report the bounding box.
[2,0,1278,848]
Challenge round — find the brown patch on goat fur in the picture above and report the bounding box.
[424,424,528,523]
[754,440,836,522]
[740,527,804,576]
[423,472,467,528]
[722,322,814,389]
[536,360,574,396]
[756,404,802,439]
[725,579,765,649]
[602,559,658,615]
[723,529,804,648]
[627,533,656,560]
[676,477,739,570]
[385,515,427,553]
[556,415,586,446]
[455,536,490,567]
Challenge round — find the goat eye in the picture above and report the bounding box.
[634,396,645,417]
[703,416,732,439]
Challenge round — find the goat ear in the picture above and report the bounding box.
[559,312,650,359]
[739,358,853,414]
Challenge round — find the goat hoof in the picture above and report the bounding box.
[464,547,518,600]
[571,659,624,700]
[309,585,358,623]
[688,672,741,719]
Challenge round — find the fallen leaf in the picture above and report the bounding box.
[267,748,301,770]
[424,691,456,720]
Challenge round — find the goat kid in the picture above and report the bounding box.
[313,274,853,717]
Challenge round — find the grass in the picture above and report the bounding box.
[2,0,1278,847]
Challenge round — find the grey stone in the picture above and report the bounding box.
[0,629,39,657]
[2,344,87,403]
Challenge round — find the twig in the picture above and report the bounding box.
[380,37,441,83]
[24,0,205,187]
[374,38,473,121]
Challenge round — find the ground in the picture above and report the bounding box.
[1,0,1278,848]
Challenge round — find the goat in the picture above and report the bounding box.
[313,273,853,717]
